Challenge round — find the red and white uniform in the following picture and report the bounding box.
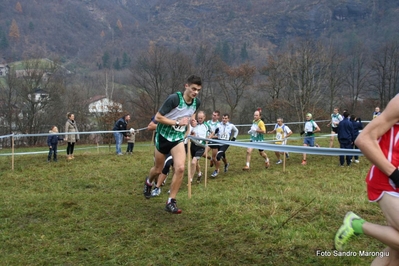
[367,123,399,201]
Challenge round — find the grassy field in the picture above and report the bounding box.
[0,136,386,265]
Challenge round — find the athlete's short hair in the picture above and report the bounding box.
[187,75,202,86]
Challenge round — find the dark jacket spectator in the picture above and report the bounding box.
[350,115,363,139]
[337,111,356,166]
[47,131,63,146]
[113,116,129,137]
[337,112,355,144]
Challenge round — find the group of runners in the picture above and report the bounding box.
[141,75,399,265]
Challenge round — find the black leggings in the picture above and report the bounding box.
[67,142,75,155]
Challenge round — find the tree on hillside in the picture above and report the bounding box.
[240,43,249,61]
[369,41,399,108]
[129,45,170,120]
[113,57,121,70]
[343,44,371,112]
[14,59,65,145]
[128,45,196,127]
[9,19,20,41]
[0,27,9,49]
[0,65,19,137]
[215,62,256,119]
[102,51,111,69]
[285,40,328,122]
[193,44,219,112]
[259,53,292,121]
[15,2,23,13]
[324,45,346,113]
[166,50,193,96]
[117,19,123,31]
[122,52,131,68]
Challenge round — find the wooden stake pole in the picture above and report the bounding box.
[204,143,208,188]
[97,135,100,154]
[187,139,192,199]
[11,135,14,171]
[283,151,286,172]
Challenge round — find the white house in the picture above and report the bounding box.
[87,95,122,113]
[0,64,10,77]
[28,88,50,102]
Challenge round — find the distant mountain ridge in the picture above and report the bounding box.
[0,0,398,69]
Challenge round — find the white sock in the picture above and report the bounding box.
[246,162,250,167]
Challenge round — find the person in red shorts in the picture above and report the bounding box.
[335,95,399,265]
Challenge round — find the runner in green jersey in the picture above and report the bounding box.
[143,75,202,214]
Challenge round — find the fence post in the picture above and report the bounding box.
[11,135,14,171]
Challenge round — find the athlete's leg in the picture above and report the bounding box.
[259,150,269,160]
[366,193,399,265]
[169,142,187,199]
[245,148,254,167]
[190,157,198,182]
[329,130,335,148]
[148,149,166,183]
[364,193,399,249]
[275,151,280,161]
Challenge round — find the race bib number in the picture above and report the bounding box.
[220,133,229,140]
[276,133,283,140]
[173,125,186,132]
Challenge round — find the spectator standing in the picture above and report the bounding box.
[337,111,355,166]
[372,106,381,119]
[64,113,79,160]
[126,128,138,155]
[113,114,130,155]
[47,126,63,162]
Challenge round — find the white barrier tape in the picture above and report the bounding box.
[1,118,363,139]
[0,134,14,139]
[236,120,330,127]
[0,142,154,156]
[2,127,148,138]
[188,136,363,156]
[206,133,347,144]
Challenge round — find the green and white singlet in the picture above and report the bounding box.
[157,91,199,142]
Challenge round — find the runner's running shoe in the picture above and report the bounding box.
[224,163,230,173]
[151,187,161,197]
[196,172,202,183]
[165,199,182,214]
[334,211,362,251]
[265,159,270,168]
[143,177,152,199]
[211,170,219,178]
